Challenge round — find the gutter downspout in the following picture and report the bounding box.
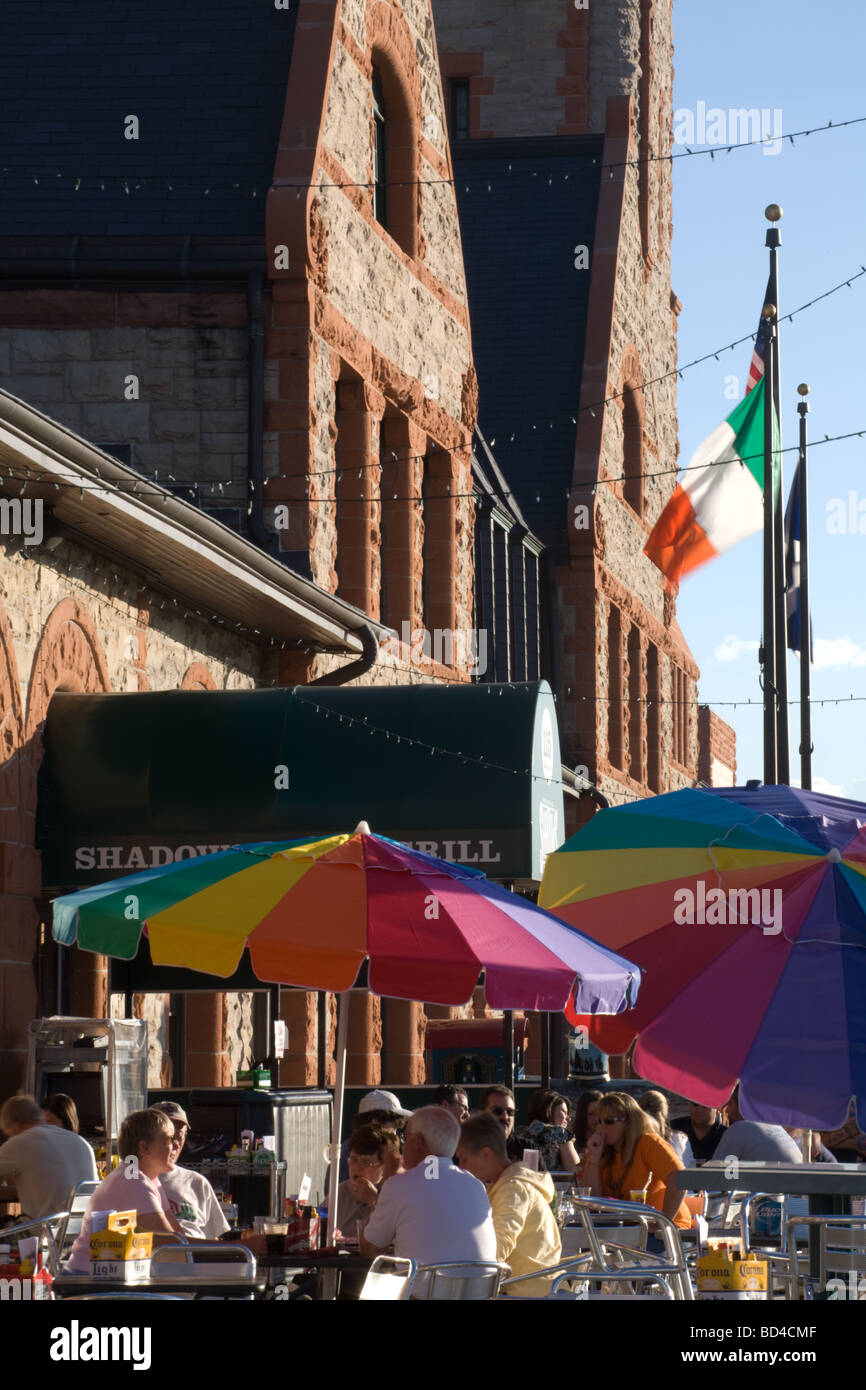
[247,269,272,552]
[308,621,381,686]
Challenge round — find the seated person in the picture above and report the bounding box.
[573,1089,602,1162]
[338,1090,410,1181]
[584,1092,692,1230]
[360,1106,495,1295]
[42,1094,80,1134]
[335,1123,402,1241]
[640,1090,696,1168]
[709,1087,802,1165]
[671,1101,727,1163]
[151,1101,229,1239]
[820,1101,866,1163]
[785,1127,837,1163]
[431,1085,470,1122]
[0,1093,97,1219]
[66,1107,186,1270]
[457,1113,562,1297]
[512,1089,580,1175]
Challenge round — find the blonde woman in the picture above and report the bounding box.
[639,1090,695,1168]
[583,1091,691,1230]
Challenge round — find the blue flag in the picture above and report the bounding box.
[784,456,812,659]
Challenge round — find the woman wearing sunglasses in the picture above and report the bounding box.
[583,1092,691,1228]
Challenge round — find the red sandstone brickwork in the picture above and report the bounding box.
[556,0,590,135]
[698,705,738,786]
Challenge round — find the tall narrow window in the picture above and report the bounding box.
[628,625,644,784]
[623,387,644,517]
[448,79,470,141]
[372,68,388,230]
[646,643,662,792]
[607,605,624,770]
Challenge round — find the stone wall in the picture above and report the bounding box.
[0,529,270,1095]
[432,0,574,138]
[0,315,250,513]
[266,0,478,687]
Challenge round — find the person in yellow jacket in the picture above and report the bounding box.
[457,1112,562,1296]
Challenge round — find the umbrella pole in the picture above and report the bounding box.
[327,990,350,1240]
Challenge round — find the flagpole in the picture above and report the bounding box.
[762,301,778,785]
[766,205,790,783]
[797,383,813,789]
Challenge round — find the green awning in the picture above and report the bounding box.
[38,682,564,887]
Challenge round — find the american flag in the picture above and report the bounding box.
[745,277,774,395]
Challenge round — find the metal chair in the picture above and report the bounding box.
[55,1179,101,1260]
[499,1253,677,1299]
[563,1195,695,1300]
[786,1214,866,1299]
[357,1255,416,1301]
[0,1211,65,1275]
[416,1259,511,1300]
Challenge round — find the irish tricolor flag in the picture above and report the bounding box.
[644,376,776,587]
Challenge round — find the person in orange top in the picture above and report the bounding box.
[583,1091,691,1230]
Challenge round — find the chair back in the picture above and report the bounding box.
[57,1179,101,1259]
[0,1211,66,1275]
[820,1216,866,1288]
[568,1195,694,1300]
[416,1260,511,1300]
[357,1255,416,1301]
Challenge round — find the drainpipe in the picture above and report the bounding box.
[308,622,381,686]
[247,270,272,552]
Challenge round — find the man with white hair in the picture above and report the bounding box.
[360,1106,496,1290]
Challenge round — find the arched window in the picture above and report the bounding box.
[372,68,388,229]
[369,57,418,258]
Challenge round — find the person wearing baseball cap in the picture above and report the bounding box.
[338,1090,411,1182]
[151,1101,230,1240]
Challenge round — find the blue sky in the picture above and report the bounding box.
[671,0,866,797]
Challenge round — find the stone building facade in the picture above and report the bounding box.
[433,0,736,825]
[0,0,482,1095]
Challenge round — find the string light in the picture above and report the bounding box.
[2,112,865,201]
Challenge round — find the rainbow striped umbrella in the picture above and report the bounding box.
[53,822,639,1229]
[539,785,866,1131]
[53,824,639,1013]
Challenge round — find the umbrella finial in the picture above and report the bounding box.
[354,821,372,836]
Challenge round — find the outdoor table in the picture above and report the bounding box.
[255,1248,372,1300]
[53,1270,267,1300]
[674,1162,866,1280]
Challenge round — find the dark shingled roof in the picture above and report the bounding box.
[0,1,297,238]
[452,137,602,551]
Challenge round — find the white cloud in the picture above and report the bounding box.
[813,637,866,670]
[811,776,846,797]
[713,635,759,662]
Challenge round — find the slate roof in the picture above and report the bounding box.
[0,1,297,238]
[452,136,602,551]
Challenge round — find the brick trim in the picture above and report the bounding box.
[439,52,493,139]
[598,564,699,678]
[25,598,112,740]
[181,662,218,690]
[556,0,590,135]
